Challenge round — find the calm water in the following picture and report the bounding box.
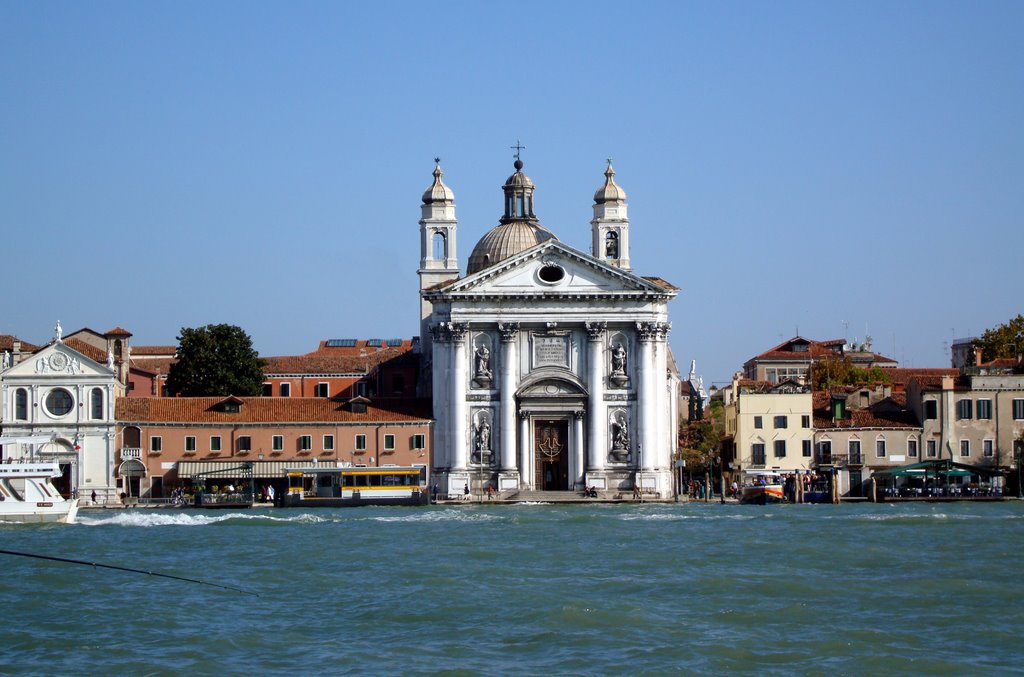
[2,501,1022,675]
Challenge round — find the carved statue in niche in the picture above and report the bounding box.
[473,341,492,388]
[609,341,629,387]
[2,351,9,370]
[473,417,492,465]
[609,413,630,463]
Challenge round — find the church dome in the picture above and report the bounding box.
[422,161,455,204]
[466,158,557,275]
[594,160,627,204]
[467,221,557,274]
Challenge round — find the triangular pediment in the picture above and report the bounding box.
[2,341,113,379]
[434,241,674,298]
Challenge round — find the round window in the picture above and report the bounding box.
[45,388,74,417]
[538,265,565,284]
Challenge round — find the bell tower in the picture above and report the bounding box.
[591,159,631,271]
[418,159,460,360]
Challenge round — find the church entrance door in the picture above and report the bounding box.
[534,419,569,490]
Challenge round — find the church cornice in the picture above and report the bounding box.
[422,240,678,302]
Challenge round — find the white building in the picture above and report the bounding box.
[419,158,679,497]
[0,323,121,503]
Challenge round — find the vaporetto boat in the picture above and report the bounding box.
[0,462,79,524]
[282,465,429,507]
[739,470,786,505]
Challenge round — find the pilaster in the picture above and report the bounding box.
[586,321,606,471]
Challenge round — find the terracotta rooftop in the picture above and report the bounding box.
[747,336,897,366]
[105,327,133,336]
[265,347,415,375]
[306,339,413,357]
[640,276,680,292]
[116,396,432,424]
[0,335,40,353]
[63,338,108,363]
[132,345,178,356]
[813,391,919,429]
[130,357,175,375]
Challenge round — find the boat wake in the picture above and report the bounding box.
[77,511,329,527]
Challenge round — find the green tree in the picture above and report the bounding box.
[166,324,268,396]
[679,401,724,501]
[811,354,892,389]
[972,314,1024,365]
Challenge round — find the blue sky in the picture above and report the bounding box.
[2,1,1021,387]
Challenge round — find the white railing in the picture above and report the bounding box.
[121,447,142,460]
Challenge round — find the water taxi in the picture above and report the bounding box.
[282,465,429,507]
[740,470,786,505]
[0,462,80,524]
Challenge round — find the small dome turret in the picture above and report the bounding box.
[467,157,558,275]
[422,161,455,205]
[594,160,627,204]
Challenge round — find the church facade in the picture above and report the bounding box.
[419,158,679,497]
[0,323,122,503]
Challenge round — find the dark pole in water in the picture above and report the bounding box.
[0,549,259,597]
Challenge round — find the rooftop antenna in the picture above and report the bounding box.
[842,320,849,342]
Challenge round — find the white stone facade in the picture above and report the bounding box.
[1,330,120,503]
[420,161,679,497]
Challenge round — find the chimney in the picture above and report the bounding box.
[941,375,955,391]
[975,347,984,366]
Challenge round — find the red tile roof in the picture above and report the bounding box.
[640,276,680,291]
[105,327,133,336]
[813,391,919,429]
[887,368,959,384]
[0,335,40,353]
[132,345,178,356]
[63,338,107,363]
[265,347,414,375]
[116,396,432,424]
[306,339,413,357]
[748,336,897,366]
[129,357,176,375]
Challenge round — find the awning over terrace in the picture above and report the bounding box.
[178,460,340,480]
[873,459,1001,478]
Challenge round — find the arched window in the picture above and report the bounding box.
[91,387,104,420]
[15,388,28,420]
[432,231,447,260]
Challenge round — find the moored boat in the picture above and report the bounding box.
[740,470,786,505]
[0,462,79,524]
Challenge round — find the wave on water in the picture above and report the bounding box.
[371,509,503,523]
[618,511,760,522]
[77,511,330,527]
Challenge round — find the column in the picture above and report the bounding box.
[430,324,449,470]
[637,322,657,472]
[499,323,519,471]
[449,322,468,471]
[586,322,606,471]
[655,322,671,469]
[573,410,585,488]
[519,411,531,488]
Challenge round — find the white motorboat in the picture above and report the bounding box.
[0,462,79,524]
